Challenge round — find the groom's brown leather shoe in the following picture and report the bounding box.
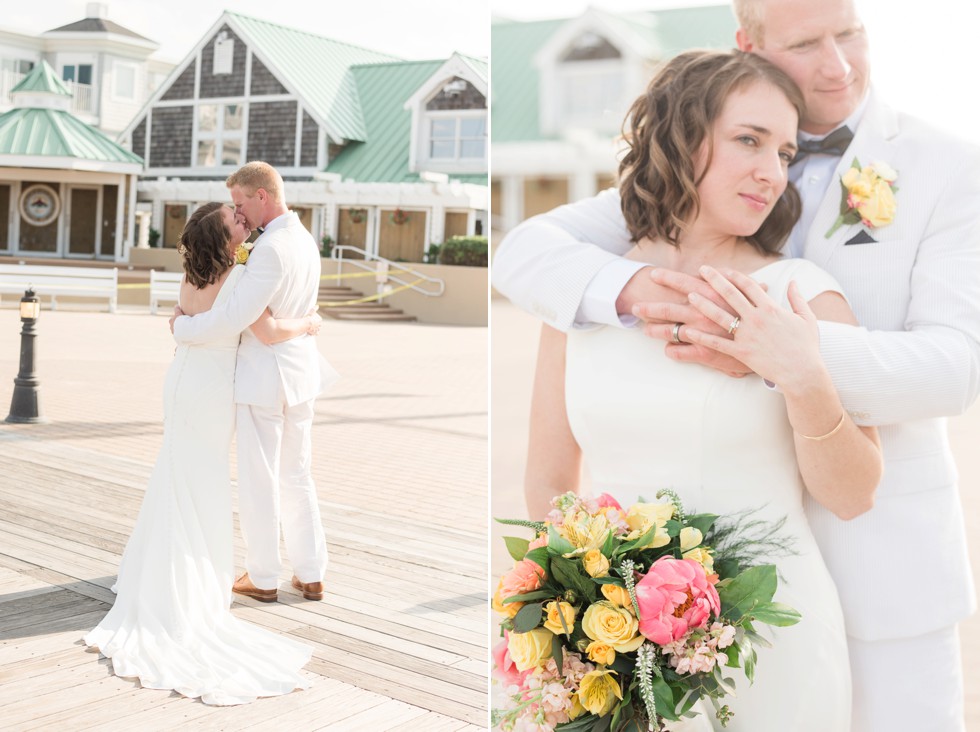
[291,575,324,601]
[232,572,278,602]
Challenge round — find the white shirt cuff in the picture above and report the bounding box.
[575,258,648,328]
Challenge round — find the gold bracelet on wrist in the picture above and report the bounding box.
[795,412,846,441]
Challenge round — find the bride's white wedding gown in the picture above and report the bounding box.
[84,265,313,705]
[564,259,852,731]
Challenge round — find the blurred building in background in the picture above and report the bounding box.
[0,5,488,265]
[490,5,736,244]
[122,11,488,263]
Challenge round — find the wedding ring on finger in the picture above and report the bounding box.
[671,322,683,344]
[727,316,741,336]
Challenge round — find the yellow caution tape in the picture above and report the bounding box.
[112,268,414,289]
[320,278,425,307]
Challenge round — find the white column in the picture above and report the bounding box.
[119,173,130,261]
[569,170,596,204]
[430,204,446,245]
[502,175,523,232]
[136,211,151,248]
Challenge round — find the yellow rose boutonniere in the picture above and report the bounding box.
[235,242,255,264]
[235,243,254,265]
[826,158,898,238]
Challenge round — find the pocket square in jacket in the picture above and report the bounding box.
[844,229,877,245]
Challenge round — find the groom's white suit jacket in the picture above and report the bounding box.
[174,211,337,408]
[492,91,980,641]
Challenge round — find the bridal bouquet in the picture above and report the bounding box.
[491,491,800,732]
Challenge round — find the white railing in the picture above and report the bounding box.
[331,245,445,300]
[65,81,95,114]
[0,69,25,104]
[0,72,95,114]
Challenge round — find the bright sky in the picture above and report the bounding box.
[6,1,489,62]
[491,0,980,144]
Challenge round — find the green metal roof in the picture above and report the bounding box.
[11,60,71,96]
[491,18,563,144]
[0,107,143,164]
[459,54,489,84]
[491,5,737,143]
[325,60,486,185]
[226,11,401,143]
[630,6,738,57]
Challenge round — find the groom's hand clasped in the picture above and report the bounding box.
[627,267,754,378]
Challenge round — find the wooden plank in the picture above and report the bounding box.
[296,623,484,693]
[386,711,488,732]
[0,592,108,637]
[0,609,107,645]
[305,654,484,725]
[316,697,432,730]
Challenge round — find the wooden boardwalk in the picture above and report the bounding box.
[0,308,488,731]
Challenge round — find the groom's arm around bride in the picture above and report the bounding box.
[172,160,333,600]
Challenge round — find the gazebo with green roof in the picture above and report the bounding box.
[0,60,142,260]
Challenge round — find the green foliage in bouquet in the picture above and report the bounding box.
[492,491,800,732]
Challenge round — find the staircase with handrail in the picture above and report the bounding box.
[321,245,445,322]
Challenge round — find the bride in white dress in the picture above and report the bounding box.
[524,52,882,731]
[84,202,321,705]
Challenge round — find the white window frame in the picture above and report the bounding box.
[194,100,246,169]
[111,60,138,102]
[60,61,94,86]
[419,108,487,173]
[553,58,626,134]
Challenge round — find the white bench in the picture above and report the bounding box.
[149,269,183,315]
[0,263,118,313]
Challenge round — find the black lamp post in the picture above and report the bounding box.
[6,288,47,424]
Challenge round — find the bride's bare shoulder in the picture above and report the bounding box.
[179,269,230,315]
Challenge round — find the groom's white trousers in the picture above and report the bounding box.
[850,625,964,732]
[236,397,329,590]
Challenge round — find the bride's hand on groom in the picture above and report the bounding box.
[629,267,755,378]
[305,308,322,335]
[169,305,185,334]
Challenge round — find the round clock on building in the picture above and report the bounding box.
[20,185,61,227]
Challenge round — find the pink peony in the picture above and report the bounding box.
[635,557,720,645]
[492,634,531,688]
[501,558,547,598]
[594,493,623,511]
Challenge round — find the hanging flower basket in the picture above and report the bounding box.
[347,208,367,224]
[390,208,410,226]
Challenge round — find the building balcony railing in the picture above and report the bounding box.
[65,80,95,114]
[0,70,95,114]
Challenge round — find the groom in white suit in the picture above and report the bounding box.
[492,0,980,729]
[172,161,333,603]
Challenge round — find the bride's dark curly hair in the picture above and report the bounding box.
[618,49,804,255]
[178,202,235,289]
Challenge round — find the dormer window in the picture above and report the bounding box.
[405,57,488,175]
[430,116,486,161]
[555,33,625,132]
[420,77,487,169]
